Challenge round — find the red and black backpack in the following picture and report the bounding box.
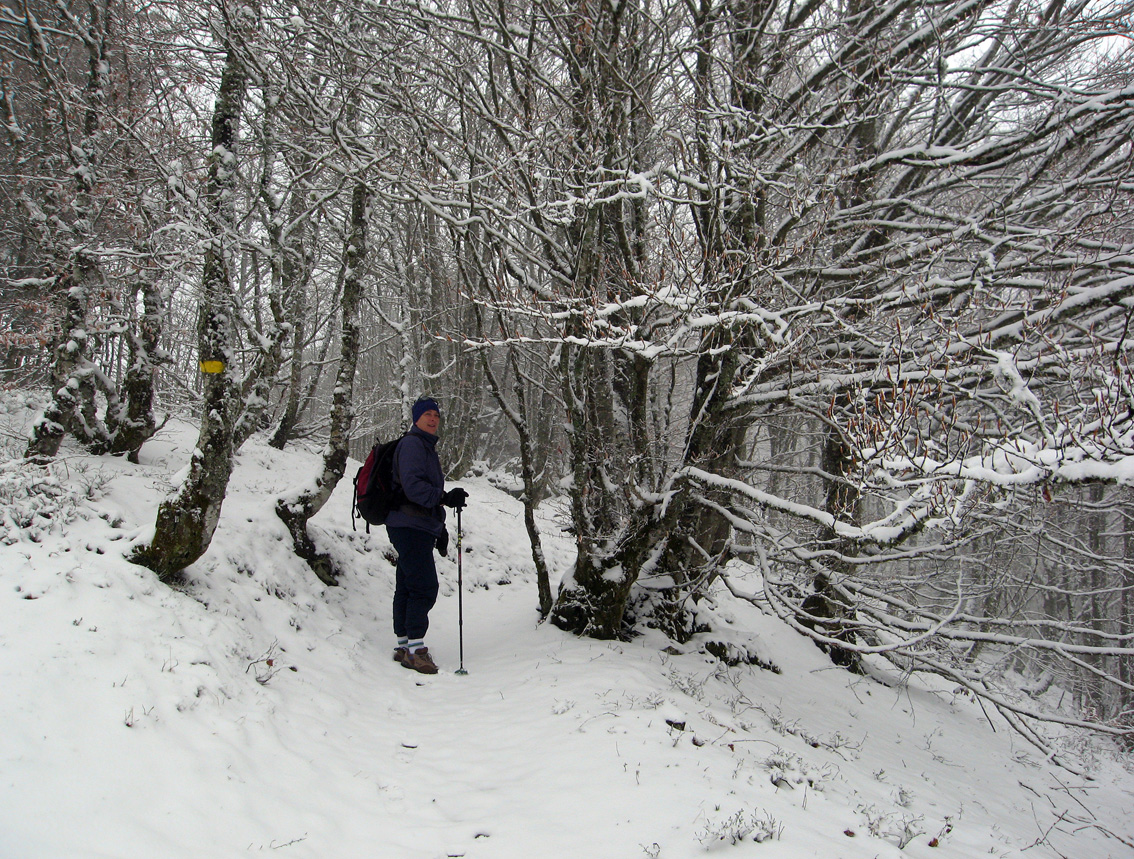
[352,434,408,530]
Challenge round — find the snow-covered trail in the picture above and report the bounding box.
[2,417,1132,859]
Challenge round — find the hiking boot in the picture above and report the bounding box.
[401,647,438,674]
[393,647,409,664]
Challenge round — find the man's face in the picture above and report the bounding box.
[415,408,441,435]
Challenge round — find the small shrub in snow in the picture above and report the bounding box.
[857,803,924,848]
[663,665,710,701]
[245,640,283,685]
[551,699,576,715]
[764,748,834,792]
[697,808,783,845]
[0,457,106,544]
[743,698,863,759]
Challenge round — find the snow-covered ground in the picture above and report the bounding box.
[2,398,1132,859]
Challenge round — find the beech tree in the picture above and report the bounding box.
[265,0,391,584]
[663,0,1134,742]
[129,0,256,577]
[2,0,167,460]
[384,0,1134,743]
[676,0,1134,742]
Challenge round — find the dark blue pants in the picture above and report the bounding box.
[387,526,439,641]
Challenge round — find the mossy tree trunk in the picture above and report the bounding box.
[130,13,249,580]
[546,0,659,639]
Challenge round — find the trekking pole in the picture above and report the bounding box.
[455,505,467,675]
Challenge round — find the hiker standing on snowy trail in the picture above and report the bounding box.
[387,397,469,675]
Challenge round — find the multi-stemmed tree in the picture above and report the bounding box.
[2,0,170,460]
[388,0,1134,741]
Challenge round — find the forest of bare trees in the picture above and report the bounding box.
[3,0,1133,751]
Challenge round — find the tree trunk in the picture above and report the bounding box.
[267,180,313,450]
[550,343,664,638]
[276,180,369,585]
[24,262,105,459]
[477,321,555,617]
[802,415,865,673]
[23,0,113,460]
[1121,492,1134,746]
[267,89,319,451]
[114,273,164,463]
[130,22,248,580]
[547,0,659,638]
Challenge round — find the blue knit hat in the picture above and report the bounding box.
[412,397,441,423]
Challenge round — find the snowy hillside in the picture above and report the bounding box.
[1,403,1132,859]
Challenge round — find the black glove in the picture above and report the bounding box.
[441,487,468,509]
[436,526,449,557]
